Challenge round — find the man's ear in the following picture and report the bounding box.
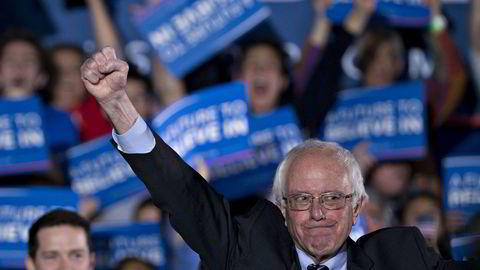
[281,204,287,219]
[352,196,366,225]
[275,198,288,223]
[280,204,289,227]
[26,256,35,270]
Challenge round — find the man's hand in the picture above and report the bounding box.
[81,46,129,102]
[80,47,139,134]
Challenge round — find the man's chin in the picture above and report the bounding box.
[303,235,334,252]
[306,243,335,262]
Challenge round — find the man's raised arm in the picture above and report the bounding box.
[79,47,239,269]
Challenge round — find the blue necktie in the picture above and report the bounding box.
[307,264,329,270]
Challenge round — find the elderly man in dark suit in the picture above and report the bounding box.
[80,46,478,270]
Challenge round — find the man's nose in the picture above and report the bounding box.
[310,198,326,221]
[58,257,73,270]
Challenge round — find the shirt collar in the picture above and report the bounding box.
[296,242,347,270]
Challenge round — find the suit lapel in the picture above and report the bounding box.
[290,246,301,270]
[346,237,374,270]
[290,262,301,270]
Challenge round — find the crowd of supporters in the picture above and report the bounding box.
[0,0,479,269]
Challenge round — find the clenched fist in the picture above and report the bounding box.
[81,46,129,102]
[80,47,139,134]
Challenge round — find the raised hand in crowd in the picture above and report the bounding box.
[309,0,333,46]
[344,0,375,35]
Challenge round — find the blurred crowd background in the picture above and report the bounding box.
[0,0,479,269]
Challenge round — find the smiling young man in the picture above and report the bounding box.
[26,209,95,270]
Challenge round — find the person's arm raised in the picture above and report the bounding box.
[80,47,238,268]
[80,46,138,134]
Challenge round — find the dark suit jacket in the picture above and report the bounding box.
[117,134,478,269]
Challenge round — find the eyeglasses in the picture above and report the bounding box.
[283,192,354,211]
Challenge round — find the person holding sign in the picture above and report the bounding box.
[26,209,95,270]
[299,0,466,133]
[81,45,478,269]
[0,30,80,154]
[234,38,292,115]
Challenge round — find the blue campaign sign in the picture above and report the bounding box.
[0,188,78,269]
[132,0,271,76]
[153,84,303,198]
[318,81,426,160]
[450,233,480,261]
[66,135,147,208]
[442,156,480,214]
[0,97,50,175]
[326,0,430,27]
[211,106,304,199]
[92,223,167,270]
[152,82,251,167]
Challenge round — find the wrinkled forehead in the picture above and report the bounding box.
[285,150,351,192]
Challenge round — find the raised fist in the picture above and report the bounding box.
[80,46,129,102]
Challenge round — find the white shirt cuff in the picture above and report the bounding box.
[111,117,155,153]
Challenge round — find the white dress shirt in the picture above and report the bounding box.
[296,243,347,270]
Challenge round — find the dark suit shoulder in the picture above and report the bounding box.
[233,198,289,237]
[230,199,294,268]
[356,226,421,246]
[233,199,283,220]
[353,226,479,270]
[355,226,436,262]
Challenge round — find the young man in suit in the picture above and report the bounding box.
[80,46,478,270]
[26,209,95,270]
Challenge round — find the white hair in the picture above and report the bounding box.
[272,139,367,207]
